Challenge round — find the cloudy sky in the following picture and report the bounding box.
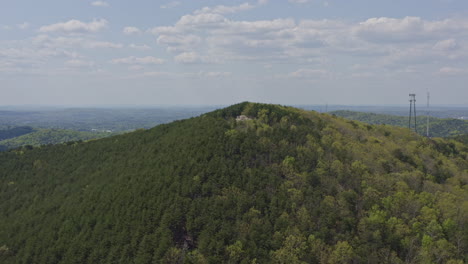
[1,0,468,106]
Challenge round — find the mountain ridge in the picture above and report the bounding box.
[0,102,467,263]
[331,110,468,137]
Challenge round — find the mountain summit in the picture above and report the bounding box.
[1,102,467,263]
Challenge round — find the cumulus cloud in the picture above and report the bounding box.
[148,10,468,73]
[197,71,232,78]
[65,59,95,67]
[129,44,151,50]
[286,68,330,79]
[174,52,200,64]
[194,3,255,15]
[17,22,30,30]
[0,47,60,60]
[91,1,109,7]
[176,13,227,28]
[438,66,468,75]
[433,39,458,51]
[156,34,202,52]
[354,16,468,43]
[289,0,310,3]
[133,70,231,79]
[128,65,144,71]
[33,35,123,49]
[123,26,142,35]
[39,19,108,33]
[110,56,165,65]
[0,45,83,74]
[88,41,123,49]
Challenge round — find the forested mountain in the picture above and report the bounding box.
[331,110,468,137]
[0,129,111,152]
[0,102,467,263]
[452,134,468,145]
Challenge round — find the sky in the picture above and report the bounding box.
[1,0,468,106]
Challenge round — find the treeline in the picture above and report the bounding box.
[331,110,468,137]
[0,102,467,263]
[0,129,111,151]
[0,126,35,141]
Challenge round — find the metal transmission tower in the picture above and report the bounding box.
[426,91,430,137]
[408,94,417,133]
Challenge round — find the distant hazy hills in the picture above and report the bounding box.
[0,128,110,151]
[1,107,467,152]
[331,110,468,138]
[0,107,218,151]
[1,102,467,263]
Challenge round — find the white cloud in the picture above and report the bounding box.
[39,19,108,34]
[0,45,81,74]
[156,34,202,52]
[289,0,310,3]
[160,1,181,9]
[174,52,200,64]
[17,22,30,30]
[132,70,231,79]
[258,0,269,5]
[354,17,468,43]
[286,68,330,79]
[65,59,95,67]
[149,11,468,73]
[87,41,123,49]
[433,39,458,51]
[0,47,57,61]
[111,56,165,65]
[176,13,227,27]
[129,44,151,50]
[33,35,123,49]
[91,1,109,7]
[438,66,468,75]
[128,65,144,71]
[139,71,174,77]
[199,71,231,78]
[194,3,255,15]
[123,26,141,35]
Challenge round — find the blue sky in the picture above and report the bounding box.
[1,0,468,106]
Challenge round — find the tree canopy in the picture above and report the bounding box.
[0,102,467,263]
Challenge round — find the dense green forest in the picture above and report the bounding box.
[331,110,468,137]
[298,105,468,120]
[452,134,468,145]
[0,126,35,141]
[0,129,111,151]
[0,102,467,263]
[0,107,216,151]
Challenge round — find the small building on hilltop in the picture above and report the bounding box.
[236,115,252,121]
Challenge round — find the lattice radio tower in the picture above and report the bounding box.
[426,91,430,137]
[409,94,417,133]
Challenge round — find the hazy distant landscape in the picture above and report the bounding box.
[0,104,466,150]
[2,0,468,263]
[1,105,468,151]
[0,106,219,132]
